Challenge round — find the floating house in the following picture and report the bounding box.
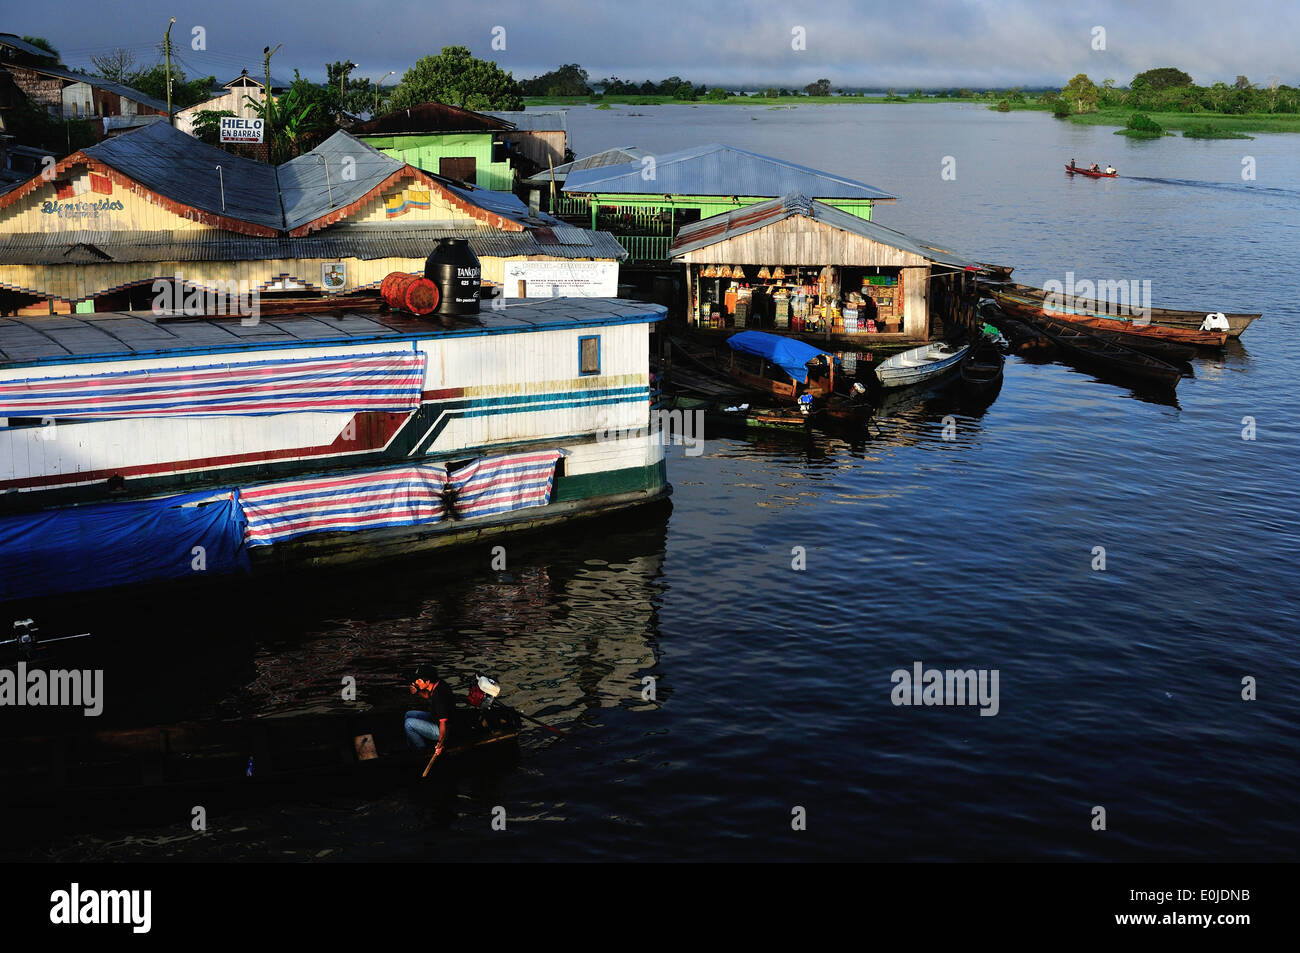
[561,143,896,263]
[669,192,980,343]
[0,296,669,604]
[0,121,626,315]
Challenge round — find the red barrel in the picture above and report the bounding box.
[381,272,440,315]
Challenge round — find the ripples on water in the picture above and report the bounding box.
[5,106,1299,861]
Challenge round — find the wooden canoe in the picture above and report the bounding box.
[663,394,812,435]
[0,702,524,806]
[959,342,1005,394]
[1063,314,1225,348]
[993,295,1200,360]
[1031,316,1183,388]
[1065,164,1118,178]
[977,301,1057,359]
[991,281,1260,339]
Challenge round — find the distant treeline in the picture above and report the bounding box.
[521,63,1300,114]
[1044,68,1299,116]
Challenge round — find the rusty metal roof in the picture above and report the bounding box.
[350,102,513,135]
[669,192,978,269]
[484,110,567,133]
[13,63,171,114]
[564,143,894,200]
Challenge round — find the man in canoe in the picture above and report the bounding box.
[1105,164,1116,175]
[405,664,455,754]
[1090,163,1101,173]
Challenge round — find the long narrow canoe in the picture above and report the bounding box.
[993,295,1199,361]
[1032,316,1183,388]
[994,289,1226,347]
[991,281,1260,339]
[1066,164,1118,178]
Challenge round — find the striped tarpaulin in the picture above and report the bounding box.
[240,465,449,546]
[240,450,564,546]
[446,450,564,521]
[0,351,427,419]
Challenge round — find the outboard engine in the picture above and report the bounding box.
[467,674,501,708]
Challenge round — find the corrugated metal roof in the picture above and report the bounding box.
[0,222,627,265]
[63,124,517,236]
[0,297,664,367]
[484,110,567,133]
[350,102,513,135]
[279,132,405,231]
[564,143,895,201]
[520,146,649,186]
[669,192,978,270]
[83,121,283,230]
[219,73,291,91]
[0,34,59,58]
[17,63,171,114]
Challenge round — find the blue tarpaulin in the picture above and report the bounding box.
[726,331,834,383]
[0,490,249,602]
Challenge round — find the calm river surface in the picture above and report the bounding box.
[6,104,1298,861]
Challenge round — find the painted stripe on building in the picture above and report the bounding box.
[0,351,426,418]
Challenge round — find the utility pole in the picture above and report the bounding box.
[164,17,176,126]
[263,43,281,160]
[375,71,395,115]
[339,61,357,125]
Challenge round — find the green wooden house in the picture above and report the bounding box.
[351,103,516,191]
[561,143,896,262]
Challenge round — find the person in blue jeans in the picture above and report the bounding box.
[405,664,455,753]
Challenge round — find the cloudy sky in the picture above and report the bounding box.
[10,0,1298,90]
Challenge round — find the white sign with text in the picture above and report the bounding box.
[503,260,619,298]
[220,117,264,143]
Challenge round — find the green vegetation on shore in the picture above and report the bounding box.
[523,64,1300,138]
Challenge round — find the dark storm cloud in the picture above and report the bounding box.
[9,0,1297,88]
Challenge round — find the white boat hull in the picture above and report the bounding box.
[875,343,969,388]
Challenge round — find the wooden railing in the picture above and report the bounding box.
[616,235,673,262]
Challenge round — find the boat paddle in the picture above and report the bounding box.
[512,706,566,737]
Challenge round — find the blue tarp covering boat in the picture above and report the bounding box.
[0,490,249,602]
[726,331,834,383]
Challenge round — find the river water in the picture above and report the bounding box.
[5,104,1298,861]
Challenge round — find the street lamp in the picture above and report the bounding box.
[339,61,358,125]
[374,71,395,115]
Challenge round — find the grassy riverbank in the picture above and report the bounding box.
[524,93,992,107]
[524,95,1300,136]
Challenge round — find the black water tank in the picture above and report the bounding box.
[425,239,481,316]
